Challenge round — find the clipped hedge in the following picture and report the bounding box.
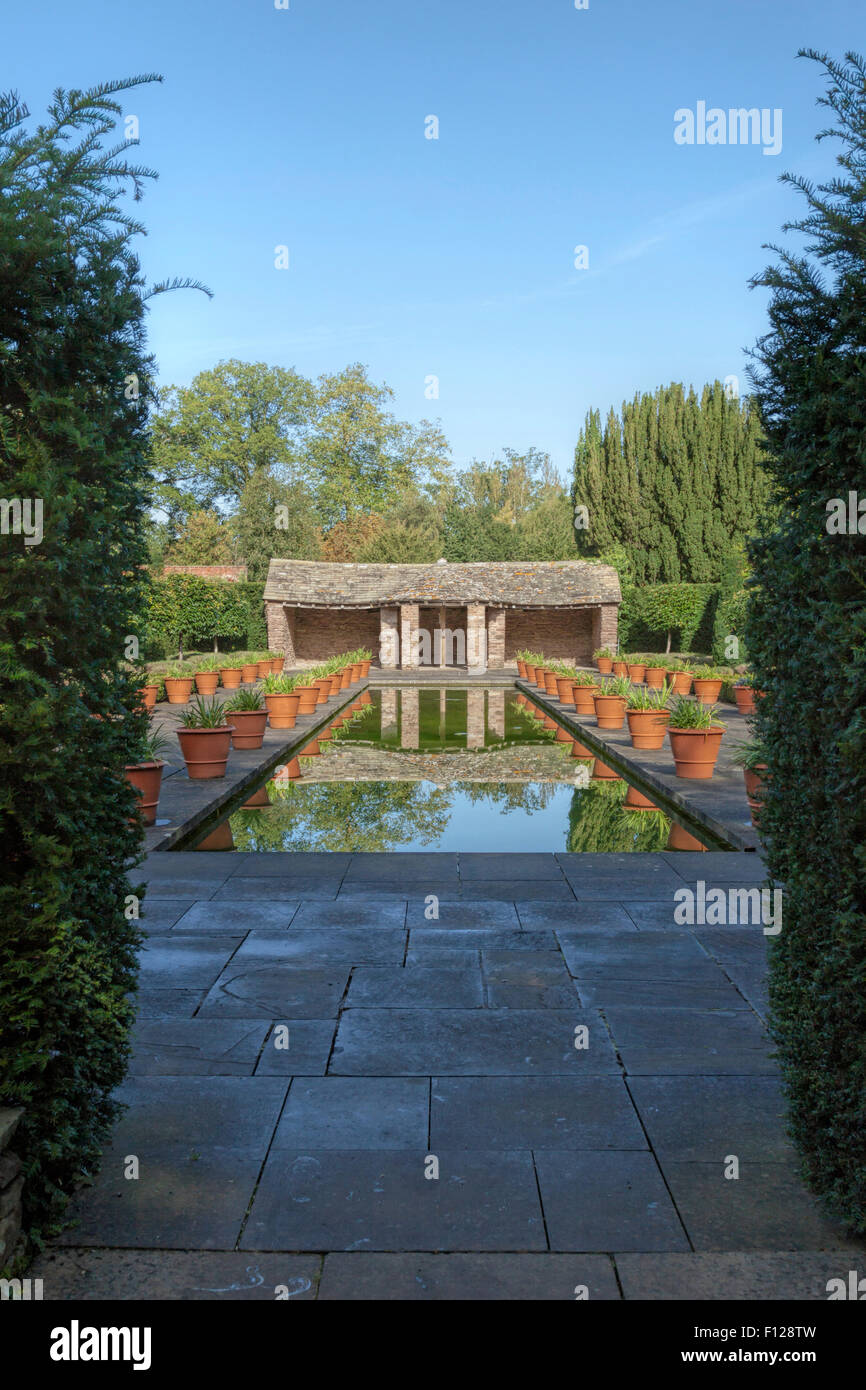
[618,582,719,653]
[145,573,265,657]
[746,52,866,1232]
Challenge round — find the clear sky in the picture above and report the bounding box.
[7,0,858,478]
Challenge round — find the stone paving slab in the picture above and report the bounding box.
[291,900,408,929]
[556,930,725,981]
[132,988,208,1019]
[482,957,580,1010]
[236,928,407,964]
[614,1251,863,1300]
[199,964,351,1019]
[139,899,198,931]
[331,1008,619,1075]
[213,876,342,901]
[31,1248,322,1300]
[129,1020,270,1076]
[138,936,244,990]
[577,978,749,1010]
[271,1078,429,1149]
[604,1006,776,1075]
[317,1251,621,1300]
[534,1151,690,1252]
[172,901,299,933]
[409,927,557,952]
[144,878,227,899]
[516,902,636,931]
[252,1021,339,1075]
[430,1077,647,1150]
[104,1077,288,1153]
[405,899,520,928]
[626,1077,795,1163]
[242,1150,547,1252]
[459,854,568,880]
[451,878,576,901]
[663,1162,865,1253]
[347,966,484,1009]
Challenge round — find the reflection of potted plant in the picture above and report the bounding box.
[124,726,171,826]
[692,665,724,704]
[176,696,233,779]
[625,785,658,809]
[261,673,300,729]
[224,687,269,748]
[733,674,757,715]
[594,647,614,674]
[572,671,600,715]
[592,758,621,780]
[193,655,221,696]
[626,681,672,749]
[570,738,594,758]
[593,675,631,729]
[644,662,668,688]
[164,662,194,704]
[667,821,708,851]
[733,740,770,827]
[667,697,724,779]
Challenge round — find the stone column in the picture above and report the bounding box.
[438,606,446,668]
[400,603,420,669]
[401,687,419,748]
[466,688,485,748]
[466,603,486,671]
[487,608,506,668]
[266,601,293,658]
[379,606,400,668]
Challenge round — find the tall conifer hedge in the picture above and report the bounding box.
[0,77,201,1258]
[747,51,866,1231]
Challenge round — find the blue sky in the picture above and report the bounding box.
[8,0,857,479]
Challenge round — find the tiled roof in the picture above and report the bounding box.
[263,560,621,607]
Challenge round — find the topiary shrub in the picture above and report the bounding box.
[746,50,866,1232]
[618,582,718,653]
[0,75,208,1262]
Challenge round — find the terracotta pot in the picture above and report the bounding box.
[314,677,332,704]
[329,673,342,696]
[555,725,572,742]
[219,668,243,689]
[668,726,724,779]
[744,764,769,828]
[299,739,320,757]
[270,657,284,674]
[556,676,576,704]
[340,667,352,689]
[693,678,723,705]
[593,693,627,729]
[139,684,159,710]
[734,685,756,715]
[242,787,271,807]
[194,671,220,696]
[612,661,628,677]
[573,684,600,716]
[241,663,258,683]
[544,671,559,696]
[570,739,594,758]
[644,666,668,688]
[228,709,268,748]
[668,670,694,695]
[535,668,548,690]
[264,692,300,729]
[124,760,163,825]
[351,663,363,681]
[176,726,232,778]
[517,659,527,678]
[627,663,646,683]
[667,822,707,852]
[295,685,319,714]
[164,677,194,704]
[360,660,371,677]
[592,758,621,780]
[596,657,613,674]
[625,785,658,810]
[524,663,536,681]
[626,708,671,750]
[197,821,234,851]
[255,660,271,679]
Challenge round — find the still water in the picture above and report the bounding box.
[192,686,715,854]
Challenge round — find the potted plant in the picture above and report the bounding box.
[219,656,244,689]
[666,697,725,779]
[254,651,272,679]
[612,657,628,677]
[193,655,221,696]
[224,687,269,749]
[269,651,284,674]
[555,666,577,705]
[124,726,171,826]
[523,654,537,681]
[314,675,332,704]
[692,665,724,704]
[176,696,233,779]
[261,672,301,728]
[572,670,600,715]
[644,661,669,688]
[164,662,194,705]
[666,662,694,695]
[517,651,528,679]
[543,667,559,696]
[733,740,770,827]
[294,680,320,714]
[593,675,631,729]
[626,681,672,749]
[138,675,162,710]
[594,647,614,675]
[359,649,372,677]
[239,653,260,683]
[626,658,647,682]
[733,674,757,715]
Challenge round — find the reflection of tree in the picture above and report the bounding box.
[230,779,452,851]
[457,781,560,813]
[566,779,667,852]
[620,808,671,851]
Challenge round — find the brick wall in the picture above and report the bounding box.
[504,607,599,665]
[292,607,380,664]
[163,564,247,581]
